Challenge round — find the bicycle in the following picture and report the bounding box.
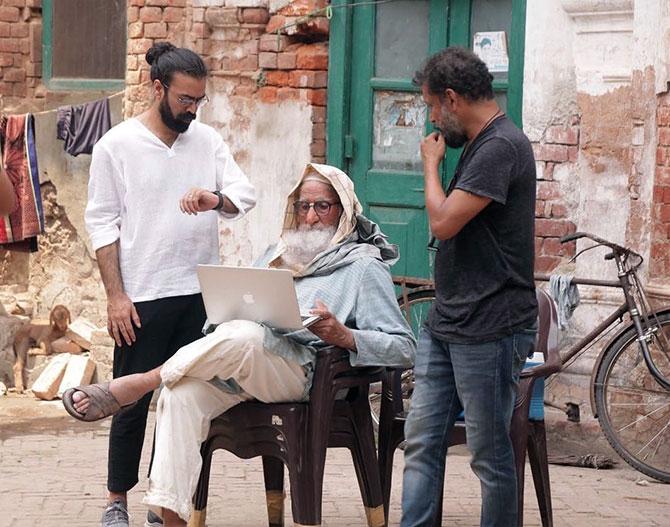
[371,232,670,483]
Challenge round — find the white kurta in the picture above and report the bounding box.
[85,118,256,302]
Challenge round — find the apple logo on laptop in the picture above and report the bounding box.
[243,293,255,305]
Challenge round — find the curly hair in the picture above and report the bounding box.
[413,47,494,101]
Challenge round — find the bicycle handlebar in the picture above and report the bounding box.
[559,231,643,265]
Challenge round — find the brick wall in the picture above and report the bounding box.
[0,0,43,102]
[651,93,670,279]
[124,0,328,162]
[532,119,580,273]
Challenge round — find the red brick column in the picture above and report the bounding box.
[0,0,43,102]
[532,120,579,272]
[650,93,670,280]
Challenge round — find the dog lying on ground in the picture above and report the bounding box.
[12,305,71,393]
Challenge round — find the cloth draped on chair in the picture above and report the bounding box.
[0,113,44,252]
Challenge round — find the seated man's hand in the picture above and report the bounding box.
[179,187,219,215]
[308,300,356,351]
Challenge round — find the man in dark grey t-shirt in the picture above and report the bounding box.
[401,47,538,527]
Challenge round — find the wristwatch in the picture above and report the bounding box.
[212,190,225,211]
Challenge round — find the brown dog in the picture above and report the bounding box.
[12,305,71,393]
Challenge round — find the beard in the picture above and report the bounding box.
[159,97,196,134]
[436,110,468,148]
[280,224,338,269]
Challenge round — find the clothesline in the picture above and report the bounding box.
[29,87,128,117]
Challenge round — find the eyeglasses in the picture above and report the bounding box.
[162,83,209,109]
[292,200,341,217]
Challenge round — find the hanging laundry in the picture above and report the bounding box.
[56,97,111,156]
[0,113,44,252]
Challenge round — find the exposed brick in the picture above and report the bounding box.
[163,7,183,22]
[12,81,26,96]
[289,69,327,88]
[191,22,209,38]
[550,203,568,218]
[533,143,568,163]
[543,237,573,257]
[223,54,258,71]
[657,167,670,186]
[128,22,144,39]
[258,52,277,69]
[277,86,299,101]
[535,218,574,238]
[277,52,296,69]
[311,106,326,123]
[296,42,328,70]
[205,7,239,27]
[259,33,289,52]
[545,125,579,145]
[658,107,670,127]
[537,181,560,201]
[659,127,670,147]
[129,0,145,6]
[10,23,28,38]
[266,14,286,33]
[19,39,29,55]
[25,61,40,77]
[310,139,326,157]
[193,8,205,23]
[145,22,168,38]
[302,88,326,106]
[657,147,669,167]
[661,204,670,223]
[0,7,20,22]
[126,69,141,85]
[535,255,561,273]
[140,68,151,83]
[234,83,256,97]
[264,70,288,86]
[0,22,9,37]
[0,82,13,96]
[145,0,169,6]
[29,21,40,62]
[0,39,19,53]
[26,0,40,7]
[128,6,140,23]
[139,6,162,23]
[128,38,154,55]
[312,122,325,140]
[258,86,277,103]
[241,7,269,24]
[6,0,26,6]
[4,67,25,82]
[0,53,13,67]
[535,199,546,218]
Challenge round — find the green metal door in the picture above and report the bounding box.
[327,0,526,280]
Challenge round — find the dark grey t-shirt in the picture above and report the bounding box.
[427,116,538,343]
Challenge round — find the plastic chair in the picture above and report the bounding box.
[188,346,386,527]
[378,289,561,526]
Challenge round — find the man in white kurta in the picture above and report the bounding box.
[84,42,256,527]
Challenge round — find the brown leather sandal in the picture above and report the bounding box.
[62,382,137,422]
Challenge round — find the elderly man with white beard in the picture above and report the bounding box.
[63,163,416,526]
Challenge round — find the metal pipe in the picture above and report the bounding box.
[534,274,621,289]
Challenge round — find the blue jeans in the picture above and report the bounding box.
[401,328,534,527]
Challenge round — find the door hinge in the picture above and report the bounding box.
[344,135,355,159]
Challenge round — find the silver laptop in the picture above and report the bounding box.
[197,264,321,330]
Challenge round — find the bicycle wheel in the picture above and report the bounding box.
[369,289,435,429]
[594,311,670,482]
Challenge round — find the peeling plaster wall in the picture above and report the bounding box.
[201,78,313,264]
[0,94,123,385]
[523,0,578,143]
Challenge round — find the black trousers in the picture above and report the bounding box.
[107,293,206,493]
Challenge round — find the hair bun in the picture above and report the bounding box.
[146,42,176,65]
